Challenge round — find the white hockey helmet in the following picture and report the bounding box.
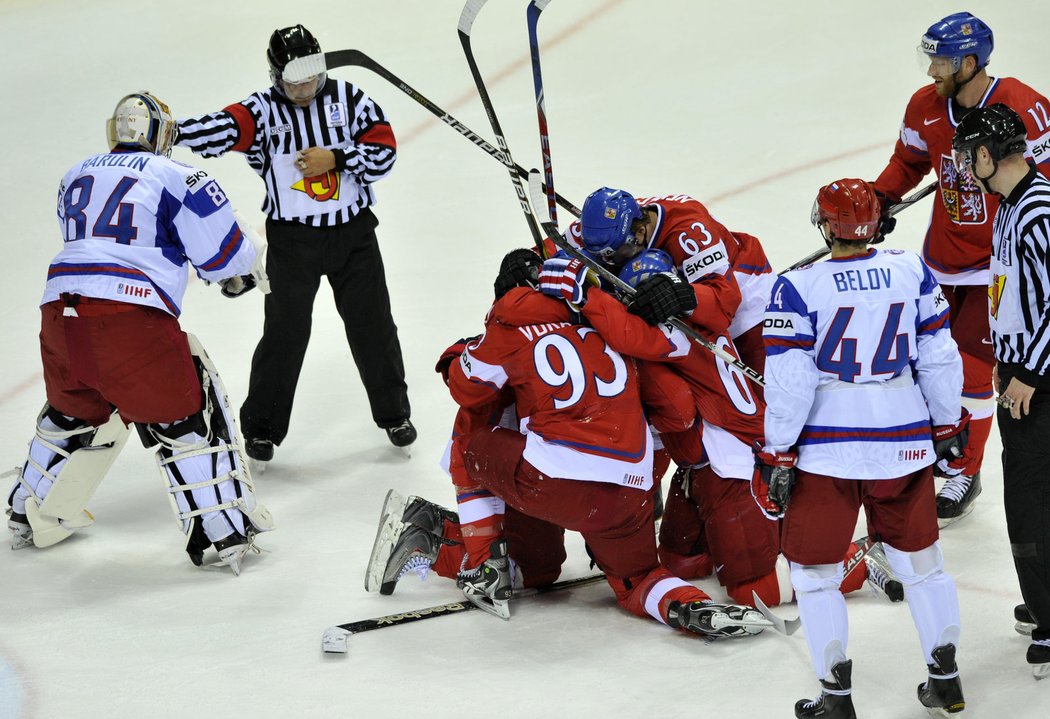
[106,92,176,157]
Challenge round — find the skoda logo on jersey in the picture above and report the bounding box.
[291,170,340,202]
[325,102,347,128]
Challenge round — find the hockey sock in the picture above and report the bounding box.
[883,542,961,662]
[657,545,714,580]
[726,555,794,607]
[791,561,850,679]
[610,566,711,625]
[455,486,505,567]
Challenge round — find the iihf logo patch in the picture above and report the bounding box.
[324,102,347,128]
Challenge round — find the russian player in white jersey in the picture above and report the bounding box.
[757,179,968,718]
[5,93,273,575]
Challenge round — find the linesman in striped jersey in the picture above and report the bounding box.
[175,25,414,465]
[953,103,1050,678]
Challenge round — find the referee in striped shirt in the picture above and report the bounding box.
[175,25,414,464]
[953,103,1050,677]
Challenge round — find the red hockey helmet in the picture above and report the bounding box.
[810,179,881,243]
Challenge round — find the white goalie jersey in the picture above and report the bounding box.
[42,151,255,317]
[762,248,962,480]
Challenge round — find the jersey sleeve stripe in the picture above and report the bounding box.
[223,103,257,154]
[197,226,244,272]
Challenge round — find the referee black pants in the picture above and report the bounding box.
[998,364,1050,638]
[240,210,410,445]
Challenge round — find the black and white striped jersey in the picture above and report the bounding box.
[175,78,396,227]
[989,166,1050,384]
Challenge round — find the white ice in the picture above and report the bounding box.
[1,1,1047,717]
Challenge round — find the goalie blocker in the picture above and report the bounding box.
[7,333,273,574]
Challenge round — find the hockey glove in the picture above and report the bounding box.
[494,248,543,300]
[752,442,797,520]
[627,272,697,326]
[932,408,971,478]
[539,257,593,307]
[219,274,257,298]
[435,336,479,386]
[872,188,900,244]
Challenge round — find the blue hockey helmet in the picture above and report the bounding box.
[580,187,642,262]
[618,249,675,288]
[919,12,993,72]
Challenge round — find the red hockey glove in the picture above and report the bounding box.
[435,336,479,386]
[932,408,971,478]
[539,257,592,307]
[752,442,797,520]
[872,188,900,244]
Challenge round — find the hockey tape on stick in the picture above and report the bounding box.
[321,573,606,654]
[780,181,937,275]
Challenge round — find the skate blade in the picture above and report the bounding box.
[1034,663,1050,680]
[464,593,511,621]
[936,505,975,529]
[364,490,409,592]
[248,458,268,475]
[1015,621,1036,636]
[395,445,412,459]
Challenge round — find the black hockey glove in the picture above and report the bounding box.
[932,408,971,478]
[627,272,697,326]
[219,274,257,298]
[752,442,797,520]
[494,248,543,300]
[872,188,901,244]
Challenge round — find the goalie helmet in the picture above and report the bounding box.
[619,249,675,288]
[580,187,642,263]
[811,179,881,245]
[106,93,176,158]
[952,103,1028,170]
[267,25,327,104]
[919,12,994,72]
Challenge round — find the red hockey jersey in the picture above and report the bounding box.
[875,77,1050,283]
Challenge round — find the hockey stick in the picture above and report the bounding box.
[321,573,606,654]
[526,0,560,227]
[323,48,583,218]
[527,170,765,388]
[459,0,547,256]
[751,592,801,636]
[779,181,938,275]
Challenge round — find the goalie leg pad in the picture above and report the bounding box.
[883,541,961,663]
[149,334,273,565]
[8,406,130,548]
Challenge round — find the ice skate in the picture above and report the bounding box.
[864,541,905,602]
[365,490,457,594]
[456,539,513,620]
[1015,604,1036,636]
[213,530,258,576]
[244,437,273,475]
[794,659,857,719]
[917,643,965,716]
[385,419,416,457]
[936,472,981,528]
[7,510,33,550]
[1029,638,1050,680]
[666,600,773,638]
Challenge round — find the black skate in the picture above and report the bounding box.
[917,643,965,716]
[1030,630,1050,680]
[936,472,981,528]
[244,436,273,474]
[1015,603,1036,636]
[365,490,455,594]
[863,540,905,602]
[666,600,773,638]
[385,419,417,455]
[795,659,857,719]
[457,539,513,620]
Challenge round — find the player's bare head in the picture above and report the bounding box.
[918,12,993,98]
[580,187,645,269]
[811,179,881,249]
[268,25,327,107]
[106,92,176,158]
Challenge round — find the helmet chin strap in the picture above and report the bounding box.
[973,158,1000,194]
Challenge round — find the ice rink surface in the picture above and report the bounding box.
[1,0,1048,716]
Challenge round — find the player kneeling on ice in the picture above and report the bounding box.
[758,179,967,718]
[365,248,771,638]
[4,92,273,575]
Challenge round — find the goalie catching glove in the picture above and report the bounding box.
[538,257,595,307]
[752,441,797,520]
[627,272,697,326]
[932,408,971,478]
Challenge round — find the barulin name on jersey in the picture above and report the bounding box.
[833,268,892,293]
[81,154,151,172]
